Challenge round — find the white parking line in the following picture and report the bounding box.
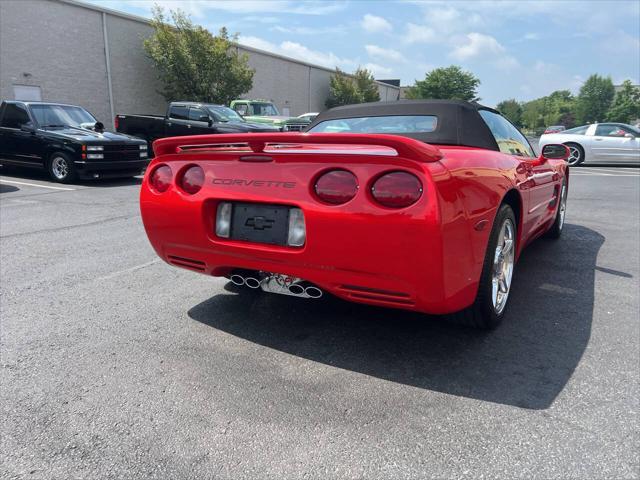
[0,178,76,191]
[571,172,640,177]
[578,167,640,175]
[96,259,161,281]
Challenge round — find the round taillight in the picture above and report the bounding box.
[180,165,205,194]
[150,165,172,193]
[371,171,423,208]
[314,170,358,204]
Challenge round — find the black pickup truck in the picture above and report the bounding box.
[0,101,148,183]
[116,102,280,147]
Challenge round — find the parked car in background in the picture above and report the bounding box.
[230,99,292,130]
[539,122,640,165]
[0,101,148,183]
[140,100,569,329]
[544,125,566,134]
[116,102,280,148]
[282,112,319,131]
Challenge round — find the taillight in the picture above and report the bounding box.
[314,170,358,204]
[371,171,422,208]
[114,116,119,130]
[149,165,172,192]
[179,165,204,194]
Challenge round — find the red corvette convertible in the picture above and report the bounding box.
[140,100,569,328]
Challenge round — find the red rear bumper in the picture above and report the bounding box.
[141,181,476,315]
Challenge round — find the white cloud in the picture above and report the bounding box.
[361,14,392,33]
[238,35,277,52]
[238,36,356,70]
[365,45,406,63]
[364,63,393,77]
[450,32,518,70]
[450,33,503,60]
[523,32,539,40]
[272,25,345,35]
[403,23,436,44]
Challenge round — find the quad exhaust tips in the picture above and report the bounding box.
[292,281,323,298]
[229,270,323,298]
[230,271,261,289]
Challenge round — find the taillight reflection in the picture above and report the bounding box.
[314,170,358,204]
[180,165,205,194]
[150,165,172,192]
[371,171,422,208]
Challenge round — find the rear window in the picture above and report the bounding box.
[308,115,438,134]
[563,125,588,135]
[169,105,188,120]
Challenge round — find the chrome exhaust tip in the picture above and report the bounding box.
[244,277,261,289]
[230,274,245,286]
[288,284,305,295]
[305,286,323,299]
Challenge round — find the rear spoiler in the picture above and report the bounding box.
[152,133,443,163]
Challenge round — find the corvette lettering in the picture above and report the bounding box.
[212,178,296,188]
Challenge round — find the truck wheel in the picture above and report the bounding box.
[48,152,77,183]
[450,204,517,329]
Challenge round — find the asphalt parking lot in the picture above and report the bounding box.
[1,165,639,479]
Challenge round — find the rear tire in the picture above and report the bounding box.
[450,204,517,329]
[564,142,584,166]
[48,152,77,183]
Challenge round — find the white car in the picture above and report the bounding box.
[539,123,640,166]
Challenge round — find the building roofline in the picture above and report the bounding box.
[56,0,155,24]
[55,0,398,92]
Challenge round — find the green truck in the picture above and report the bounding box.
[229,99,292,130]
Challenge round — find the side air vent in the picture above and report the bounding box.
[168,255,206,272]
[337,285,414,306]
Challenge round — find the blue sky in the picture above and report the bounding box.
[86,0,640,106]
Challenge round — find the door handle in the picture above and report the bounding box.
[594,138,603,141]
[167,122,172,126]
[187,124,191,129]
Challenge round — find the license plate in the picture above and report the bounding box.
[230,203,290,246]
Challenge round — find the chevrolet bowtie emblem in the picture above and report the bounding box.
[245,216,274,230]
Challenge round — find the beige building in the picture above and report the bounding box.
[0,0,399,130]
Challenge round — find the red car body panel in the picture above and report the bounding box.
[140,133,567,315]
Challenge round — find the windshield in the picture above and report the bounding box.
[308,115,438,134]
[30,104,96,128]
[252,103,280,116]
[208,106,245,123]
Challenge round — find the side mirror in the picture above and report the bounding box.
[207,118,213,127]
[624,133,635,138]
[20,123,35,133]
[94,121,105,133]
[541,143,570,161]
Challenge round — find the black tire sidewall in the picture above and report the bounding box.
[475,204,517,328]
[546,179,567,239]
[48,152,77,183]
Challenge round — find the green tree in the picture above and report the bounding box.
[143,7,254,104]
[496,99,523,127]
[606,80,640,123]
[521,98,544,132]
[576,74,615,124]
[325,67,380,108]
[353,68,381,103]
[405,66,480,101]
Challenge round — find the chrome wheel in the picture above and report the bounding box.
[51,156,69,180]
[567,145,582,166]
[491,218,515,314]
[558,183,567,230]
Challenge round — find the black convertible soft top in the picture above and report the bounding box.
[307,99,501,151]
